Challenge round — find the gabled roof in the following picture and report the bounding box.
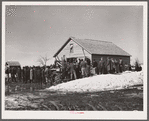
[6,61,21,67]
[53,37,131,57]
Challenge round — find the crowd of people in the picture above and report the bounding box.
[92,57,128,75]
[61,57,91,80]
[5,57,131,85]
[60,57,130,80]
[5,66,53,85]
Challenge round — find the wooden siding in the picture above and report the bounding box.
[57,40,91,60]
[92,54,130,65]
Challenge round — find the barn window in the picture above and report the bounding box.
[70,43,74,53]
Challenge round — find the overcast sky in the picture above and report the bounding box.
[5,5,143,66]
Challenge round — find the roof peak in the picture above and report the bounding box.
[84,39,112,43]
[70,37,112,43]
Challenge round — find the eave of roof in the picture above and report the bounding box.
[53,38,71,57]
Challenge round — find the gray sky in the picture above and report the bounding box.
[5,5,143,66]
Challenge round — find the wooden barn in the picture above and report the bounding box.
[53,37,131,65]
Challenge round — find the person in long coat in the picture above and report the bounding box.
[114,59,119,73]
[5,66,9,83]
[15,68,19,82]
[69,60,77,80]
[23,67,27,83]
[45,67,49,83]
[65,61,70,80]
[119,58,124,73]
[11,67,16,82]
[26,67,29,83]
[37,67,41,83]
[78,59,82,78]
[86,58,91,77]
[33,67,37,83]
[6,68,10,82]
[17,67,21,82]
[80,58,87,78]
[92,59,98,75]
[41,67,45,84]
[21,68,23,82]
[106,57,111,74]
[110,58,115,74]
[75,59,81,79]
[30,67,33,83]
[5,67,9,82]
[98,57,105,74]
[62,58,67,80]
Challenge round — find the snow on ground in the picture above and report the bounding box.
[47,71,143,93]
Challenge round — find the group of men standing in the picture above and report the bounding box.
[5,67,21,83]
[5,57,127,84]
[5,66,52,85]
[93,57,125,75]
[61,57,125,81]
[61,57,92,81]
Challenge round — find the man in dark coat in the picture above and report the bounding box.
[11,67,16,82]
[5,66,10,83]
[86,58,91,77]
[61,58,67,80]
[37,67,41,83]
[45,67,49,83]
[80,58,87,78]
[75,59,81,79]
[110,58,115,74]
[33,67,37,83]
[114,59,119,73]
[78,59,82,78]
[98,57,105,74]
[32,66,36,83]
[30,67,33,83]
[17,67,21,82]
[8,67,11,82]
[92,59,98,74]
[119,58,124,73]
[41,67,45,84]
[65,61,70,80]
[23,67,27,83]
[69,60,77,80]
[26,66,30,83]
[106,57,111,74]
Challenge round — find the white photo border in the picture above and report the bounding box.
[2,1,148,120]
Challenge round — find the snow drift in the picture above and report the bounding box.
[47,71,143,93]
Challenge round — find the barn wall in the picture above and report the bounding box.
[92,54,130,65]
[57,40,91,60]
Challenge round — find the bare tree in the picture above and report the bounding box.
[37,54,50,66]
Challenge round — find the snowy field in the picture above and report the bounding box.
[47,71,143,93]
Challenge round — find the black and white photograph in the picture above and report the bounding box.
[2,1,147,120]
